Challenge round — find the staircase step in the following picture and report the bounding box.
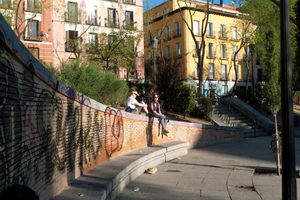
[243,128,264,133]
[244,131,270,137]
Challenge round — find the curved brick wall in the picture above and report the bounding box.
[0,14,241,199]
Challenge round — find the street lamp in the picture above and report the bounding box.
[152,37,158,80]
[249,44,255,96]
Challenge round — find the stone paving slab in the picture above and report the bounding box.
[116,136,300,200]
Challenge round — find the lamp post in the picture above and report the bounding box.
[249,44,255,95]
[152,37,158,80]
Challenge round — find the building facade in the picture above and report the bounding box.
[52,0,145,80]
[0,0,145,80]
[144,0,259,96]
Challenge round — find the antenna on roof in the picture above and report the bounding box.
[231,1,234,5]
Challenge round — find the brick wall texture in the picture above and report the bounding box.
[0,14,239,200]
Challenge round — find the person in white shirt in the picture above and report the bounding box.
[125,88,149,114]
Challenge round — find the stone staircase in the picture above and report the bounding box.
[212,103,269,138]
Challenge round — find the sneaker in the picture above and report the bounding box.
[162,130,168,136]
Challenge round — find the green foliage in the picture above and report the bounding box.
[293,91,300,104]
[233,90,259,108]
[269,131,282,159]
[174,83,196,118]
[261,29,281,115]
[155,60,183,113]
[48,60,128,107]
[193,93,213,119]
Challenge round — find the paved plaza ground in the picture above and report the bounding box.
[116,136,300,200]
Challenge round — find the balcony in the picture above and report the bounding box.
[105,20,119,28]
[164,35,171,41]
[173,51,182,59]
[123,22,136,30]
[24,35,42,42]
[86,16,100,26]
[173,29,181,38]
[25,2,42,13]
[0,0,11,8]
[65,12,81,24]
[123,0,135,5]
[65,42,75,52]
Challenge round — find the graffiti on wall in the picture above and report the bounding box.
[0,29,124,193]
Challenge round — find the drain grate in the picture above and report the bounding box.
[165,169,181,172]
[236,185,256,191]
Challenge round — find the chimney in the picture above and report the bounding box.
[220,0,224,7]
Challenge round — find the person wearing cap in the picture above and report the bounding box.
[125,88,149,114]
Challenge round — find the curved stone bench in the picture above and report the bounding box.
[53,141,189,200]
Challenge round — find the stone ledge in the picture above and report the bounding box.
[53,141,189,200]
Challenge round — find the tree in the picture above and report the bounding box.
[175,82,196,118]
[261,29,281,176]
[176,0,213,93]
[155,59,183,114]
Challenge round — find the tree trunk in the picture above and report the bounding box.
[274,114,281,176]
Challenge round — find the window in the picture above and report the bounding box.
[66,30,78,52]
[233,65,239,80]
[220,24,226,38]
[244,46,250,61]
[156,29,160,37]
[233,46,239,60]
[174,22,180,37]
[193,20,200,35]
[221,64,227,80]
[1,0,11,7]
[221,44,227,59]
[107,8,117,26]
[87,33,98,52]
[27,0,40,12]
[195,62,199,78]
[208,43,214,58]
[67,2,79,23]
[232,26,238,40]
[87,6,98,25]
[125,11,134,27]
[165,45,170,59]
[165,26,170,40]
[147,32,152,45]
[243,28,249,41]
[26,20,41,41]
[123,0,135,4]
[28,47,39,59]
[148,51,152,63]
[208,63,215,79]
[155,12,159,19]
[164,7,169,15]
[245,66,248,81]
[194,41,201,56]
[175,42,181,58]
[207,22,213,37]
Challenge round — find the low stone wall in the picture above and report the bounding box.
[0,14,242,200]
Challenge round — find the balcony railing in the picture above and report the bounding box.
[25,3,42,13]
[123,0,135,5]
[86,16,100,26]
[65,12,81,24]
[173,51,182,58]
[164,35,171,41]
[65,42,75,52]
[105,20,119,28]
[173,29,181,38]
[24,35,42,41]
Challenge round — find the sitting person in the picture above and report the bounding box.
[125,88,149,115]
[150,93,169,136]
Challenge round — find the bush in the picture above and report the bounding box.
[193,93,213,120]
[233,90,259,108]
[45,60,129,107]
[174,83,196,118]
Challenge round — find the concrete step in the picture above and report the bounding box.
[53,141,189,200]
[244,131,270,137]
[243,128,265,133]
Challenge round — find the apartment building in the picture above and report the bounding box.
[0,0,53,63]
[144,0,259,96]
[52,0,145,80]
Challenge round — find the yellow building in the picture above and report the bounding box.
[144,0,258,96]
